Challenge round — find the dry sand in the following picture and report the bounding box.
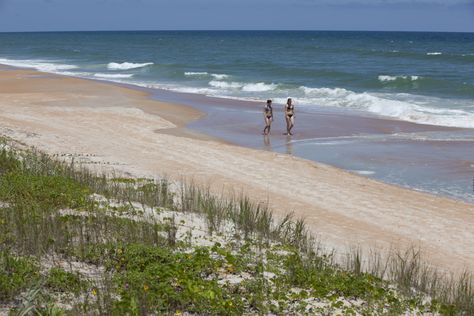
[1,66,473,274]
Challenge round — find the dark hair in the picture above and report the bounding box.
[266,99,272,104]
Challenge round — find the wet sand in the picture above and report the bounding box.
[146,88,474,203]
[1,65,474,275]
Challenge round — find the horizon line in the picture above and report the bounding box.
[1,29,474,34]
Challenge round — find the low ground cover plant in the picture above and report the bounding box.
[0,138,472,315]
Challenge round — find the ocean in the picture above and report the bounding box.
[0,31,473,202]
[1,31,473,128]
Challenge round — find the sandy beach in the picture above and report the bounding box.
[1,65,473,274]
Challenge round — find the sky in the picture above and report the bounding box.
[0,0,473,33]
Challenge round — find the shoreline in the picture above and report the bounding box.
[1,65,474,274]
[140,78,474,203]
[53,66,474,203]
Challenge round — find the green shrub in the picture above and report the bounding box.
[110,244,243,315]
[0,251,40,301]
[0,148,20,175]
[0,172,90,211]
[46,267,87,294]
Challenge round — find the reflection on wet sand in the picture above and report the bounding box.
[286,135,293,155]
[263,134,271,151]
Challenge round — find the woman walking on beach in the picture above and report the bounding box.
[263,99,273,135]
[284,98,295,135]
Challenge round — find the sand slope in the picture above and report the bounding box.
[1,67,473,273]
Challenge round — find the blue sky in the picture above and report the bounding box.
[0,0,473,32]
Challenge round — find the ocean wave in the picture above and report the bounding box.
[208,80,243,89]
[107,62,153,70]
[211,73,229,80]
[3,55,471,129]
[242,82,277,92]
[427,52,442,56]
[94,73,134,79]
[297,86,474,128]
[141,83,219,96]
[184,71,209,76]
[378,75,419,82]
[208,80,277,92]
[0,58,78,73]
[184,72,229,80]
[57,71,93,77]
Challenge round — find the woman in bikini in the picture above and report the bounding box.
[284,98,295,135]
[263,99,273,135]
[263,100,273,135]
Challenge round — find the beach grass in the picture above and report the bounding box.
[0,137,472,315]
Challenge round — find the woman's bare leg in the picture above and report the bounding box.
[284,116,290,135]
[288,116,294,135]
[263,117,271,135]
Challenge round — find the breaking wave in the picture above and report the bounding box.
[184,71,208,76]
[208,80,277,92]
[185,72,229,80]
[107,62,153,70]
[94,73,134,79]
[378,75,420,82]
[296,86,474,128]
[0,58,78,73]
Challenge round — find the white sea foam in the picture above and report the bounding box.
[3,56,471,130]
[185,72,229,80]
[242,82,277,92]
[208,80,243,89]
[184,71,209,76]
[58,71,93,77]
[211,73,229,80]
[94,73,134,79]
[297,86,474,128]
[378,75,420,82]
[0,58,78,73]
[427,52,442,55]
[107,62,153,70]
[390,132,474,142]
[352,170,376,175]
[208,80,277,92]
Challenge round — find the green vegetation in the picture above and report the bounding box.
[45,267,87,294]
[0,137,472,315]
[110,244,242,315]
[0,250,40,302]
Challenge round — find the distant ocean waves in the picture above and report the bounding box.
[107,62,154,70]
[291,86,474,129]
[378,75,420,82]
[184,72,229,80]
[1,57,474,129]
[94,73,134,79]
[0,58,78,72]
